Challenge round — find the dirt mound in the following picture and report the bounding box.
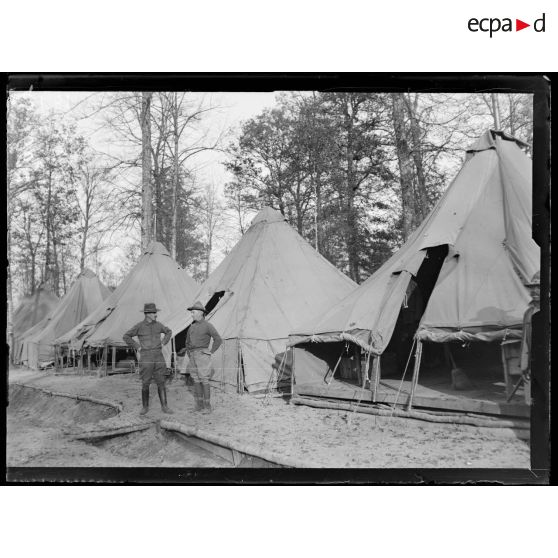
[8,384,118,426]
[92,427,230,467]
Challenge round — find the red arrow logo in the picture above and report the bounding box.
[516,19,530,31]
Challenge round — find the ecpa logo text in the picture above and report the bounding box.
[468,13,546,37]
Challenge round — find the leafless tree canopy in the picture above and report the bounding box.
[7,91,533,344]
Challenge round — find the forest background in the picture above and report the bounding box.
[6,90,533,335]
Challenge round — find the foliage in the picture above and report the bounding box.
[7,91,534,311]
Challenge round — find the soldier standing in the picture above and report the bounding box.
[123,302,174,415]
[520,271,541,376]
[186,301,222,413]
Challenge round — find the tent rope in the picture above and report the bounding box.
[390,336,417,417]
[325,344,347,386]
[263,350,288,404]
[347,350,372,425]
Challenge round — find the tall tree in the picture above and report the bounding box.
[6,96,38,356]
[141,92,153,250]
[71,155,114,271]
[321,92,391,282]
[197,183,225,278]
[27,116,82,295]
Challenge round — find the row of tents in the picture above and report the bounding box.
[11,130,540,404]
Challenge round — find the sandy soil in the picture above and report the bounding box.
[7,367,530,468]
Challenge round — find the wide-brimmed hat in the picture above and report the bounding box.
[187,301,207,313]
[524,271,541,287]
[142,302,160,313]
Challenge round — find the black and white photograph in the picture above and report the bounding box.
[3,75,550,482]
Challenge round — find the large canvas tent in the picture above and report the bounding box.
[289,130,540,398]
[55,242,199,368]
[12,288,59,363]
[165,207,357,393]
[19,269,110,369]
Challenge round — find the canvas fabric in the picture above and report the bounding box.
[20,269,110,369]
[12,289,59,364]
[289,130,539,354]
[165,207,357,391]
[55,242,199,367]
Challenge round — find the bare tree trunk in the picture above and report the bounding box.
[404,94,429,221]
[391,93,417,241]
[310,91,321,252]
[52,232,60,295]
[60,246,67,294]
[44,168,53,288]
[314,178,319,251]
[79,176,91,272]
[295,177,304,235]
[508,95,516,136]
[141,92,153,251]
[491,93,501,129]
[343,97,360,283]
[30,248,36,294]
[171,95,179,259]
[80,219,88,272]
[7,212,14,361]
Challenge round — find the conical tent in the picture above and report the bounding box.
[289,130,539,387]
[165,207,357,392]
[55,242,199,366]
[20,269,110,369]
[12,288,59,363]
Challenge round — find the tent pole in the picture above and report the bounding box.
[291,347,295,398]
[220,340,226,392]
[237,339,242,395]
[406,340,423,411]
[370,355,381,402]
[88,348,91,372]
[326,348,345,385]
[362,350,371,389]
[375,357,381,397]
[98,344,107,378]
[171,337,177,375]
[111,346,116,373]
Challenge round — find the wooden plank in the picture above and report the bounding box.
[172,431,235,464]
[294,382,530,418]
[170,431,280,467]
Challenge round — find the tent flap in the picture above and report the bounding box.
[290,130,539,358]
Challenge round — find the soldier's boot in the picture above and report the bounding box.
[140,386,149,415]
[201,383,212,414]
[158,384,174,414]
[193,382,204,412]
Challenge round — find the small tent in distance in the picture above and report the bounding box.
[166,207,357,393]
[289,130,539,417]
[55,242,199,373]
[12,288,59,364]
[19,269,110,369]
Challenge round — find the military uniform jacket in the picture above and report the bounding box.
[185,319,222,353]
[123,319,172,351]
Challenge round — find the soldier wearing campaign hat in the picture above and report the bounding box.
[520,271,541,375]
[123,302,173,415]
[185,301,222,413]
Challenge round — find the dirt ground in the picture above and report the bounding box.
[6,366,530,468]
[7,379,228,468]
